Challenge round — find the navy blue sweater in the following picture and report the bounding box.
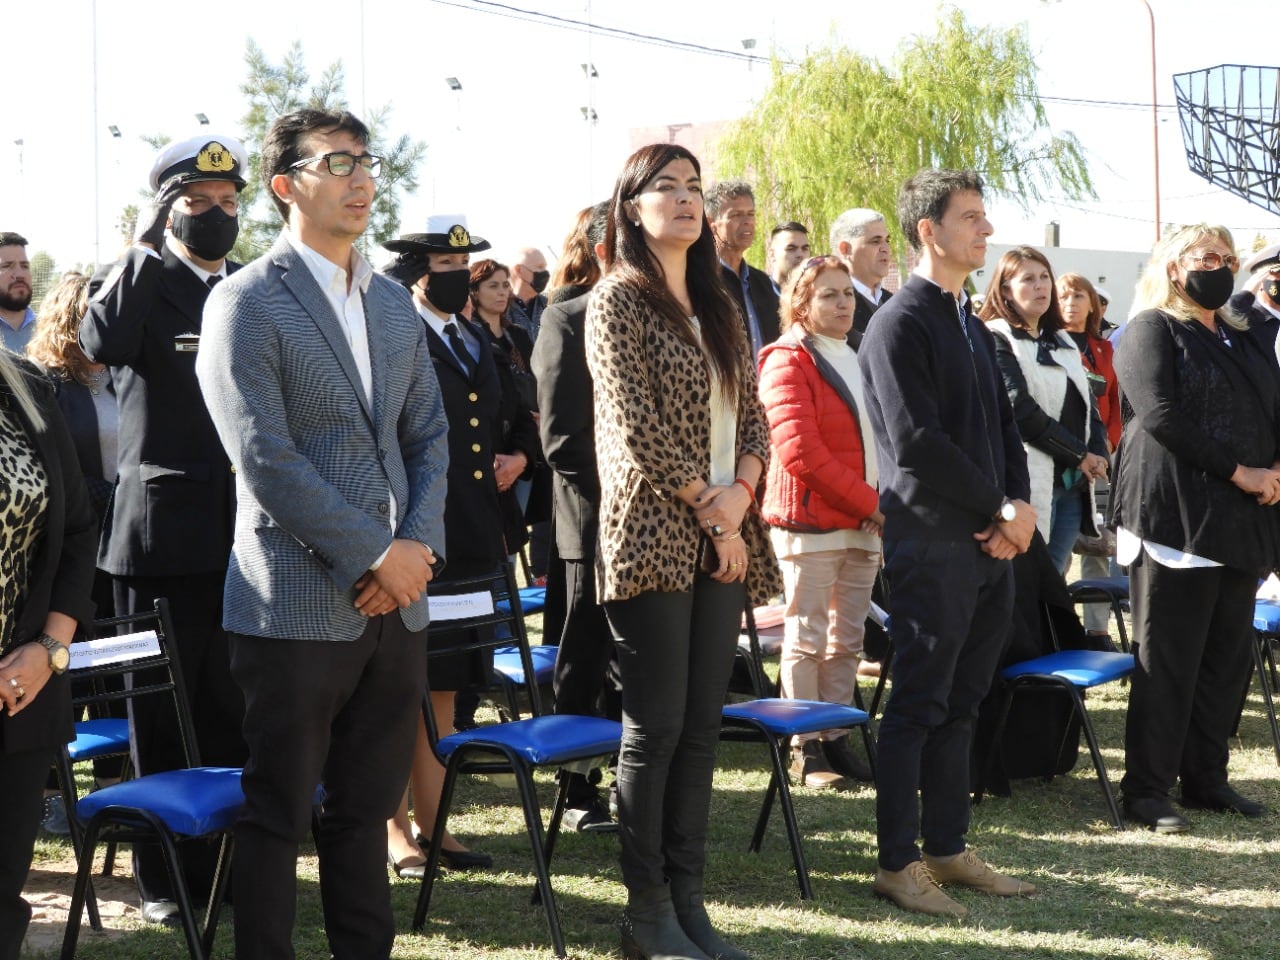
[858,274,1030,541]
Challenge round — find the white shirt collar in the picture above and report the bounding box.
[852,276,884,304]
[285,233,372,299]
[165,235,227,285]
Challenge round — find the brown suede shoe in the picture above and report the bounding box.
[923,849,1038,897]
[873,860,968,917]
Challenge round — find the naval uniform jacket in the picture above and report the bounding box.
[80,245,237,577]
[425,316,538,572]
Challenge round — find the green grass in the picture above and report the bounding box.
[29,618,1280,958]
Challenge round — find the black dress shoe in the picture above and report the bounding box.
[141,899,182,927]
[1123,797,1191,834]
[1180,784,1266,819]
[388,850,427,879]
[418,838,493,870]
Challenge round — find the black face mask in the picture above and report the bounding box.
[426,268,472,315]
[1181,266,1235,312]
[170,205,239,262]
[529,269,550,294]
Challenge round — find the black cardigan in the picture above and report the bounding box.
[1111,308,1280,573]
[0,359,97,753]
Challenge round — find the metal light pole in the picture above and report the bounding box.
[1138,0,1161,241]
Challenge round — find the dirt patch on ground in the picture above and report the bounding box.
[21,852,141,957]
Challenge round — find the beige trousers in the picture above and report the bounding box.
[779,546,880,742]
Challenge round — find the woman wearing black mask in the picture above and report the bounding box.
[378,216,539,876]
[1112,224,1280,834]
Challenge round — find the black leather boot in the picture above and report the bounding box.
[668,878,749,960]
[621,887,712,960]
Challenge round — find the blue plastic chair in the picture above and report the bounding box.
[59,599,237,960]
[491,643,559,721]
[412,564,622,958]
[1249,600,1280,765]
[975,627,1135,829]
[720,606,876,899]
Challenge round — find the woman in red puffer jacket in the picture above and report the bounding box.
[759,255,882,790]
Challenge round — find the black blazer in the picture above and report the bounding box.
[79,245,238,577]
[425,317,537,572]
[850,287,891,339]
[1111,308,1280,573]
[1,360,97,753]
[49,374,114,522]
[531,293,598,561]
[721,262,780,351]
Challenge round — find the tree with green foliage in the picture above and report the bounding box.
[234,39,426,262]
[713,9,1094,266]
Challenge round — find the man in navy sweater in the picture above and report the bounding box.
[858,169,1038,918]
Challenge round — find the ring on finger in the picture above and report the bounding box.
[7,678,17,690]
[14,686,25,700]
[711,524,724,537]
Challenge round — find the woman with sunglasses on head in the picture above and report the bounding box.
[979,246,1110,575]
[758,256,880,790]
[587,143,781,960]
[1112,225,1280,833]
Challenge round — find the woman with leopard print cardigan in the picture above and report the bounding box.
[586,143,781,960]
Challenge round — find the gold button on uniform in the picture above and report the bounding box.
[473,470,484,480]
[468,392,478,402]
[469,417,479,427]
[471,443,481,453]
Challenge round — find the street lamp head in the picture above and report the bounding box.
[741,38,757,50]
[108,125,121,138]
[581,62,599,78]
[195,113,209,125]
[445,77,462,91]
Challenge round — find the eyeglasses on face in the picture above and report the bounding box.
[288,151,383,179]
[1180,251,1239,271]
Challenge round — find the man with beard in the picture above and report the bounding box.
[79,134,250,927]
[0,232,35,353]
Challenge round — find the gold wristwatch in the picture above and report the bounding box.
[34,633,70,675]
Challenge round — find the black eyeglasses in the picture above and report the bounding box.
[288,151,383,179]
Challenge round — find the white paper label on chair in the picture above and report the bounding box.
[429,591,494,622]
[868,601,889,628]
[69,631,162,669]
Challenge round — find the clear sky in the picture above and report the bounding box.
[3,0,1277,271]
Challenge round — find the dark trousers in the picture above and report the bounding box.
[1121,554,1256,800]
[605,575,746,894]
[115,573,247,903]
[0,746,53,960]
[554,557,622,808]
[229,614,426,960]
[876,539,1013,871]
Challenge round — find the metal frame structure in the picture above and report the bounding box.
[1174,64,1280,216]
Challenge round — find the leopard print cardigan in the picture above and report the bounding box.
[585,275,782,606]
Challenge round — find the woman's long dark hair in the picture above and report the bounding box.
[977,245,1065,336]
[605,143,747,404]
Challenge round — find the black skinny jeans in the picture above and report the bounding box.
[605,574,746,895]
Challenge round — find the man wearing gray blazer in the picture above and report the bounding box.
[196,108,448,960]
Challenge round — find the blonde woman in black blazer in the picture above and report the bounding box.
[1112,223,1280,833]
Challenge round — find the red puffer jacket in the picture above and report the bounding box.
[758,331,879,532]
